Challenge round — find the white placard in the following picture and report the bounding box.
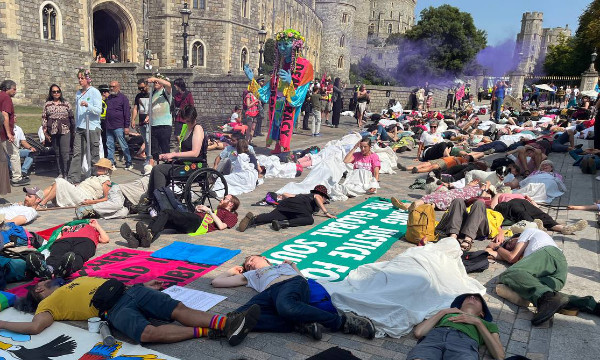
[162,286,227,312]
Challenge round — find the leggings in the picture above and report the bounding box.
[51,133,71,177]
[150,209,202,235]
[254,210,314,227]
[47,237,96,273]
[495,199,559,229]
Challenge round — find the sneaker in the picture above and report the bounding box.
[143,164,153,175]
[296,322,322,340]
[10,178,30,186]
[342,311,376,339]
[55,252,76,279]
[125,164,134,170]
[532,291,569,326]
[237,212,255,232]
[221,304,261,346]
[484,148,496,155]
[136,221,154,248]
[26,253,53,279]
[396,162,407,171]
[111,165,117,171]
[561,219,588,234]
[314,133,322,137]
[120,223,140,248]
[75,205,96,220]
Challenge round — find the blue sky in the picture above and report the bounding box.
[415,0,591,46]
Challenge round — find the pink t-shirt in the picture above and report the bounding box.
[352,152,381,175]
[498,193,526,204]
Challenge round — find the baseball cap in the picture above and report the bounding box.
[23,186,44,199]
[98,84,110,93]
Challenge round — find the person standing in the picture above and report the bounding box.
[254,76,266,136]
[68,69,102,184]
[98,84,109,158]
[0,80,28,189]
[309,83,323,136]
[172,78,194,145]
[331,78,344,128]
[494,81,506,121]
[356,85,369,129]
[132,79,150,165]
[244,89,260,144]
[147,75,173,165]
[105,81,132,170]
[322,77,333,126]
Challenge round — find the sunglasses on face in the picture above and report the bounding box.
[51,90,61,94]
[138,87,145,91]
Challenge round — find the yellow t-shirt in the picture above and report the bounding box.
[36,277,108,320]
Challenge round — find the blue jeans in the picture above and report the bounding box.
[495,97,504,121]
[407,327,479,360]
[473,141,508,153]
[570,148,600,168]
[236,276,343,332]
[377,125,392,141]
[106,128,132,166]
[19,149,34,174]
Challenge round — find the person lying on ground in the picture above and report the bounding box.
[5,276,259,346]
[407,293,505,360]
[398,154,478,174]
[237,185,335,232]
[211,255,376,341]
[342,137,380,195]
[391,180,491,212]
[0,187,42,226]
[450,165,513,190]
[507,145,546,176]
[37,158,113,209]
[472,135,532,155]
[121,194,240,248]
[487,228,571,326]
[505,160,567,203]
[567,199,600,211]
[25,219,109,279]
[361,123,398,143]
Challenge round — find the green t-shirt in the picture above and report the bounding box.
[436,313,499,345]
[151,88,173,126]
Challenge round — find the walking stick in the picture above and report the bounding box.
[146,82,154,163]
[85,111,92,178]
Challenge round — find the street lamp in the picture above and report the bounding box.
[258,24,267,74]
[180,2,192,68]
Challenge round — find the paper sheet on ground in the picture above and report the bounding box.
[262,197,407,281]
[162,286,227,311]
[0,308,179,359]
[319,238,486,338]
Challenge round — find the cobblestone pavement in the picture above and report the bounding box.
[3,116,599,360]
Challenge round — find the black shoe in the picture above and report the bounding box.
[271,220,290,231]
[10,178,30,186]
[411,167,419,174]
[342,311,376,339]
[120,223,140,248]
[532,291,569,326]
[237,212,255,232]
[396,162,407,171]
[56,252,76,279]
[26,253,52,279]
[296,322,322,340]
[222,304,261,346]
[136,222,154,248]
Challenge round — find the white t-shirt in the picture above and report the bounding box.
[230,112,239,123]
[0,204,38,223]
[243,263,299,292]
[219,145,256,161]
[12,125,25,148]
[517,228,559,258]
[378,119,397,127]
[419,131,443,147]
[498,133,533,147]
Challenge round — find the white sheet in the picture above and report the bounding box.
[320,238,486,338]
[216,153,258,197]
[518,173,566,203]
[256,155,297,178]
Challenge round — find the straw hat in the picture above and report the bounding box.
[94,158,113,169]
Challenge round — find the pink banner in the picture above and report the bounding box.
[8,249,217,297]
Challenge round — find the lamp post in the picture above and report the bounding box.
[258,24,267,75]
[180,2,192,68]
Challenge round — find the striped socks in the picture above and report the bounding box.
[193,327,209,338]
[209,315,227,330]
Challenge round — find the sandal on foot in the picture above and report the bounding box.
[459,239,473,251]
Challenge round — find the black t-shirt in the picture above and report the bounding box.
[276,194,318,215]
[134,92,150,123]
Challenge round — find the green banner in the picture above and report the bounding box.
[262,197,408,281]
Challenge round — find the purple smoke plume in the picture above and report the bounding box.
[475,39,518,76]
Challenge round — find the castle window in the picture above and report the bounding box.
[191,40,205,67]
[387,24,393,34]
[241,0,249,18]
[372,11,375,19]
[42,4,58,40]
[340,35,345,47]
[193,0,206,10]
[368,23,375,35]
[241,47,248,70]
[337,56,344,69]
[342,13,349,24]
[390,11,393,19]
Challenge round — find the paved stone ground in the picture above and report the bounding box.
[2,115,599,360]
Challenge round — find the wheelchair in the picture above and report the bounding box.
[165,157,228,212]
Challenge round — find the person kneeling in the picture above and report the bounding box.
[211,255,375,340]
[120,195,240,248]
[407,293,505,360]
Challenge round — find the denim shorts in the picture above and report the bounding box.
[407,327,479,360]
[107,285,180,343]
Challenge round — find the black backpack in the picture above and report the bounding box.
[153,187,188,213]
[461,250,490,273]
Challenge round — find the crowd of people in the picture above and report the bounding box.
[1,70,600,359]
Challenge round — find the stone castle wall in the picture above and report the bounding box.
[342,84,450,112]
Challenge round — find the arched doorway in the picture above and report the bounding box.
[92,1,137,63]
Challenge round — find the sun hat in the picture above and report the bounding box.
[94,158,113,169]
[310,185,330,199]
[450,293,493,322]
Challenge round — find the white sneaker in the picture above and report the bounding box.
[143,164,153,175]
[125,165,134,170]
[111,165,117,171]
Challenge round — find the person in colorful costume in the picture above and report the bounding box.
[244,29,314,153]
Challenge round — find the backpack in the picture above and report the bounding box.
[90,278,126,315]
[405,204,438,244]
[461,250,490,273]
[152,187,188,213]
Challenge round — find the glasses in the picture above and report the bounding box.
[138,87,145,91]
[51,90,61,94]
[109,85,116,88]
[430,126,437,129]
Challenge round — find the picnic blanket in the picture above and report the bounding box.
[0,308,179,359]
[151,242,241,266]
[262,197,407,282]
[7,249,217,297]
[320,237,486,338]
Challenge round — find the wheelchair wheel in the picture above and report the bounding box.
[183,168,228,212]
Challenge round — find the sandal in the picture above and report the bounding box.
[459,239,473,251]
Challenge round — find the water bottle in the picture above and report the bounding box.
[99,321,116,346]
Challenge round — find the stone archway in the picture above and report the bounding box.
[92,0,138,63]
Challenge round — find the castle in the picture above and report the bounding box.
[513,12,572,74]
[0,0,416,106]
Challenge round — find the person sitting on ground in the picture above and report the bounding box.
[213,132,256,175]
[140,105,207,207]
[487,228,570,326]
[228,106,247,134]
[0,187,42,226]
[217,139,261,197]
[6,276,259,346]
[211,255,376,340]
[237,185,335,232]
[342,137,381,195]
[37,158,113,209]
[407,293,504,360]
[121,194,240,248]
[25,219,109,279]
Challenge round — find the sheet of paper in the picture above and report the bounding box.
[162,286,227,311]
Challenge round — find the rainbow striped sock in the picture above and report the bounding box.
[193,327,209,338]
[209,315,227,330]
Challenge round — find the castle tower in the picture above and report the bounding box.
[540,25,572,60]
[367,0,416,44]
[514,12,544,74]
[315,0,357,81]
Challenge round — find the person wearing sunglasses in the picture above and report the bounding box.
[42,84,74,179]
[417,120,448,162]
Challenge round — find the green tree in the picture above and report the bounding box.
[543,34,578,75]
[350,57,396,86]
[395,5,487,83]
[259,38,276,75]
